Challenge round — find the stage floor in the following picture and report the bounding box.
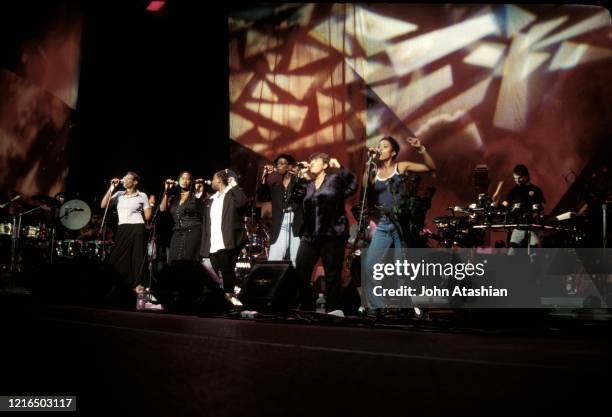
[1,293,611,416]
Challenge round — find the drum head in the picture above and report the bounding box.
[59,199,91,230]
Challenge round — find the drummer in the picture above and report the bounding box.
[498,164,545,251]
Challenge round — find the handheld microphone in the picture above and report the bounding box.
[368,148,381,157]
[165,179,178,186]
[195,179,212,186]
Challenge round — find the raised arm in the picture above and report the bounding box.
[329,158,358,198]
[101,178,120,208]
[398,137,436,174]
[256,165,274,203]
[159,179,175,212]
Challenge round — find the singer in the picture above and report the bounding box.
[160,171,204,263]
[200,170,248,304]
[292,153,357,311]
[363,136,436,309]
[100,171,152,295]
[257,154,303,266]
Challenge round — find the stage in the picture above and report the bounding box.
[2,292,610,416]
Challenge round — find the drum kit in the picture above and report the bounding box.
[432,194,576,248]
[0,193,112,271]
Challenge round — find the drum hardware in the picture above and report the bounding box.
[54,239,113,261]
[5,204,46,272]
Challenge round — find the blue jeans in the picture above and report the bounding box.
[268,211,301,266]
[363,217,403,309]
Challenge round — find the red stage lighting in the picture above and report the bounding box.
[146,1,165,12]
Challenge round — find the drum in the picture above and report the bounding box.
[0,222,12,236]
[22,225,40,239]
[55,239,83,258]
[246,234,266,256]
[83,240,113,262]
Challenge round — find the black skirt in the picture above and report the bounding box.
[169,224,202,263]
[109,223,146,288]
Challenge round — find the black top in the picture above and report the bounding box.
[256,174,304,243]
[293,168,358,242]
[168,192,203,230]
[507,183,545,220]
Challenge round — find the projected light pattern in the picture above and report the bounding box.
[0,5,83,199]
[229,4,612,223]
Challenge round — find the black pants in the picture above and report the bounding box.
[295,237,346,311]
[209,247,240,294]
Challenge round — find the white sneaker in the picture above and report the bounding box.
[145,302,164,311]
[229,296,243,307]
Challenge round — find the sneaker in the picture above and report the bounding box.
[145,302,164,311]
[229,295,243,307]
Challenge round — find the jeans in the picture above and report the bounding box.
[268,211,301,266]
[363,217,404,309]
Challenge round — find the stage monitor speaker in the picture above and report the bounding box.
[156,261,231,314]
[239,261,297,312]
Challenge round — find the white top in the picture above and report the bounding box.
[112,191,150,225]
[208,184,236,254]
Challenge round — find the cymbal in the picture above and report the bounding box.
[32,195,61,207]
[0,198,34,215]
[59,199,91,230]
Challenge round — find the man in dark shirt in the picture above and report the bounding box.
[257,154,303,266]
[502,164,545,250]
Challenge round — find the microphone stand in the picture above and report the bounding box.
[100,183,120,257]
[9,205,44,273]
[283,171,297,264]
[139,184,166,294]
[355,153,376,248]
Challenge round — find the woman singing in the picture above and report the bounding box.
[101,171,152,295]
[293,153,357,312]
[363,136,436,309]
[159,171,203,263]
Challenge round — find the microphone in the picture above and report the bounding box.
[195,179,212,186]
[368,148,381,157]
[296,162,309,169]
[165,179,178,186]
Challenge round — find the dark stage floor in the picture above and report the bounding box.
[1,292,611,417]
